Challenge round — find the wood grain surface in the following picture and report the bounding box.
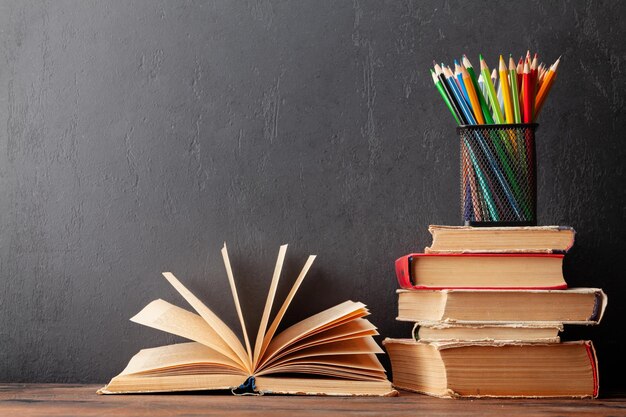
[0,384,625,417]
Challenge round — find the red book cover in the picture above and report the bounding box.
[395,253,568,290]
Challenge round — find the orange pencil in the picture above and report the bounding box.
[460,64,485,124]
[534,56,561,120]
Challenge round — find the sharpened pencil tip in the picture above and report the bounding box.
[462,55,473,68]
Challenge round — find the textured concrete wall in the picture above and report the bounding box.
[0,1,624,388]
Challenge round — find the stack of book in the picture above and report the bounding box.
[384,226,607,398]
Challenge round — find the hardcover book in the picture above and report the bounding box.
[395,253,567,290]
[396,288,607,324]
[413,322,562,343]
[99,244,396,396]
[425,225,576,254]
[384,338,599,398]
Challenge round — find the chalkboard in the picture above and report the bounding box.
[0,1,623,390]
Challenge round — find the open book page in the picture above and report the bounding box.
[258,301,369,368]
[257,318,378,368]
[285,318,378,349]
[264,337,383,370]
[220,245,253,368]
[258,336,384,374]
[258,348,387,380]
[252,245,287,368]
[130,299,244,369]
[264,353,385,373]
[257,319,377,367]
[116,342,248,377]
[257,254,316,367]
[162,272,252,373]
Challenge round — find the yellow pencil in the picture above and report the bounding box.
[499,55,514,124]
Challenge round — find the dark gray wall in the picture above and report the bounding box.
[1,0,624,390]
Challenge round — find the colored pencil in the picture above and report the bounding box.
[496,76,504,113]
[463,55,494,124]
[499,55,514,124]
[460,65,485,124]
[516,57,524,90]
[534,56,561,120]
[442,65,476,125]
[531,53,539,88]
[478,74,487,102]
[454,60,471,106]
[433,63,467,124]
[480,56,504,124]
[431,70,462,125]
[522,61,533,123]
[509,56,522,124]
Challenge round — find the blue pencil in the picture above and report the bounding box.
[442,66,477,124]
[454,60,471,106]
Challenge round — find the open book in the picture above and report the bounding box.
[98,244,396,396]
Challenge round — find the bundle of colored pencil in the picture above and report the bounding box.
[431,51,561,126]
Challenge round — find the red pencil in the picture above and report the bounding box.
[531,53,539,89]
[516,57,524,89]
[522,61,533,123]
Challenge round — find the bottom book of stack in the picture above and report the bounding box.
[383,339,598,398]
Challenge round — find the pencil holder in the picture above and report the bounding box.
[458,123,537,226]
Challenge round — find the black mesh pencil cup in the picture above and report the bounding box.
[458,123,537,226]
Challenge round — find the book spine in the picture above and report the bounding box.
[585,341,599,398]
[590,291,602,322]
[394,255,414,289]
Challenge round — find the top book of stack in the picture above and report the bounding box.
[425,225,575,254]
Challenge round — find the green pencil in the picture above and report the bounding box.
[479,55,504,124]
[509,55,522,124]
[430,70,461,125]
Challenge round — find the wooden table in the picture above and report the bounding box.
[0,384,624,416]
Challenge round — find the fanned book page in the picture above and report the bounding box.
[98,244,396,396]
